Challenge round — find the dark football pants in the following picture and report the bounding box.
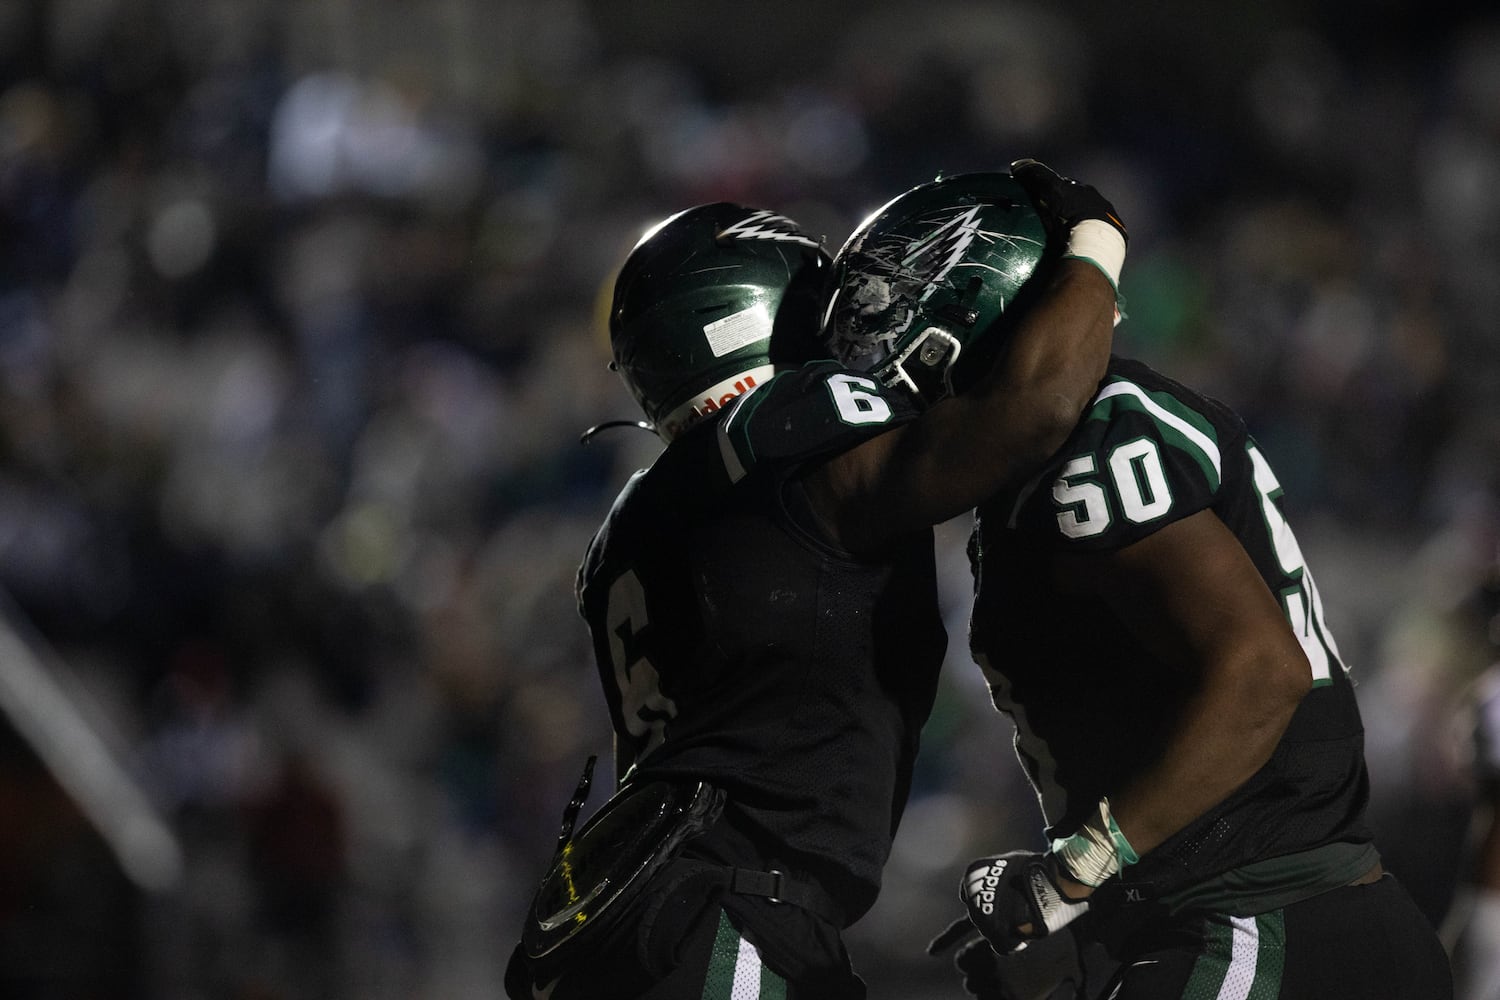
[1097,873,1452,999]
[506,858,865,1000]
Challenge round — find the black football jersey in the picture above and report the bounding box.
[970,357,1372,898]
[577,361,948,921]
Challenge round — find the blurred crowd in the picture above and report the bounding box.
[1,1,1499,997]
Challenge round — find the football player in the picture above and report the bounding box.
[506,163,1126,999]
[827,174,1454,998]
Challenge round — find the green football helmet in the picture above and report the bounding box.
[608,202,830,442]
[822,171,1052,407]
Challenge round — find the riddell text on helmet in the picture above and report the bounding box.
[682,376,758,426]
[658,369,770,440]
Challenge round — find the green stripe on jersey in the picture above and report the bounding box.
[1087,378,1222,492]
[717,372,782,483]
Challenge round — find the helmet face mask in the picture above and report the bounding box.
[879,325,965,401]
[822,172,1052,407]
[608,204,830,442]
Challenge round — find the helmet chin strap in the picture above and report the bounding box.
[579,420,656,445]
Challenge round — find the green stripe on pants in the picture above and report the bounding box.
[702,910,789,999]
[1244,912,1285,1000]
[1182,910,1286,1000]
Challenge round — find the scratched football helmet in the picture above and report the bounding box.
[822,172,1051,407]
[608,202,831,442]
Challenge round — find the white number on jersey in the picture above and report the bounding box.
[826,373,893,425]
[1247,444,1344,685]
[604,569,677,756]
[1052,438,1172,538]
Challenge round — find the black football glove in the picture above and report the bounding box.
[1009,159,1128,244]
[924,925,1085,1000]
[929,851,1091,958]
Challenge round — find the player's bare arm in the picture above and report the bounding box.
[1052,506,1314,896]
[806,259,1116,553]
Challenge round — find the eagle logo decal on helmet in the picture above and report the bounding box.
[718,210,822,249]
[823,172,1052,407]
[827,203,1006,365]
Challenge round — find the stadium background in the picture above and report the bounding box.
[1,0,1498,996]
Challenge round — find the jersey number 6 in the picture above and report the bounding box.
[605,569,678,758]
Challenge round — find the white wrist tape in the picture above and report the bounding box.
[1064,218,1127,290]
[1050,797,1139,887]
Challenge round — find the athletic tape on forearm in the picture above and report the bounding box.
[1050,797,1139,887]
[1064,219,1127,290]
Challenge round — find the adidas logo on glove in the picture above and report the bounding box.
[964,857,1009,915]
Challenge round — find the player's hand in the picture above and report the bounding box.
[929,851,1092,957]
[1010,159,1127,292]
[1009,159,1127,243]
[931,926,1086,1000]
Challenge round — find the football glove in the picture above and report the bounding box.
[929,851,1091,957]
[1009,159,1127,291]
[928,925,1087,1000]
[1009,159,1128,243]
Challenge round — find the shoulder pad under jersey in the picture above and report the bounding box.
[715,361,922,483]
[1011,368,1231,550]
